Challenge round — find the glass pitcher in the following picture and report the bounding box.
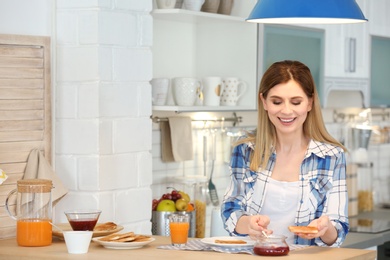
[5,179,53,246]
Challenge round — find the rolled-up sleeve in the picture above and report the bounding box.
[315,151,349,247]
[221,143,253,236]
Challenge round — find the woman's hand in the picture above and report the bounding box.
[295,215,337,245]
[248,215,271,240]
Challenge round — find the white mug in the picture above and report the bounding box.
[183,0,205,11]
[151,78,169,106]
[202,76,224,106]
[220,77,247,106]
[156,0,177,9]
[172,77,202,106]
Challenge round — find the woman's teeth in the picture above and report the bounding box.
[280,118,294,123]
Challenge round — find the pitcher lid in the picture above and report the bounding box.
[17,179,53,193]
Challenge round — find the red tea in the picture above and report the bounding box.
[69,219,98,231]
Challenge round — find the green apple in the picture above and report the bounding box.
[156,199,176,212]
[175,198,188,211]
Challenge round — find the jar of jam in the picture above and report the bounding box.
[253,234,290,256]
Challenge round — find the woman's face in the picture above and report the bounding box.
[260,79,313,136]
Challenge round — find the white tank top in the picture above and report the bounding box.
[261,178,300,245]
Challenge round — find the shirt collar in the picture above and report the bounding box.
[248,139,340,159]
[306,139,340,159]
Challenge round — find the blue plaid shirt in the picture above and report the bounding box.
[221,138,349,247]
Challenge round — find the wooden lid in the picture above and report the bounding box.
[17,179,53,193]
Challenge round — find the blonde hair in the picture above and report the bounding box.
[236,60,346,171]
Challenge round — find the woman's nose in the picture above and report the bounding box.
[281,103,293,113]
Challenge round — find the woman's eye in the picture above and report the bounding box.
[273,101,282,105]
[292,102,301,105]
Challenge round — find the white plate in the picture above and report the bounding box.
[92,237,155,250]
[201,236,255,248]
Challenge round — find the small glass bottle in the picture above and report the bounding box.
[253,235,290,256]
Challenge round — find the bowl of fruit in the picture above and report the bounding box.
[152,188,193,213]
[151,188,195,236]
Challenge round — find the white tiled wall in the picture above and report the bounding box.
[53,1,154,234]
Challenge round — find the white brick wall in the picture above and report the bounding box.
[54,1,153,234]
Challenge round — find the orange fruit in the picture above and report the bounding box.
[186,203,194,212]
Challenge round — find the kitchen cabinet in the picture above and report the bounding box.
[151,9,258,112]
[324,23,369,79]
[259,25,325,103]
[367,0,390,37]
[370,36,390,107]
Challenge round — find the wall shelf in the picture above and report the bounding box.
[152,8,258,113]
[152,105,254,113]
[152,9,246,23]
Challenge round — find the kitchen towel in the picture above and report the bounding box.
[169,116,193,161]
[160,121,175,162]
[161,117,193,162]
[23,149,68,205]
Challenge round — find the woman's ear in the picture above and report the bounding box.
[260,93,267,110]
[308,97,313,112]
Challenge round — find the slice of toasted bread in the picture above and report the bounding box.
[214,239,247,244]
[288,226,318,234]
[94,222,118,231]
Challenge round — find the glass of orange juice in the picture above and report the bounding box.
[169,213,190,247]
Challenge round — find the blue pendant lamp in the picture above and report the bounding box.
[247,0,367,24]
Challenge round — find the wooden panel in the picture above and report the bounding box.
[0,34,51,239]
[0,110,43,120]
[0,88,43,99]
[0,100,44,110]
[0,68,44,79]
[0,45,43,58]
[0,225,16,239]
[0,131,44,142]
[0,120,44,131]
[0,78,44,88]
[0,57,43,68]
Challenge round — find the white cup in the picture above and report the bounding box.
[63,231,93,254]
[172,77,202,106]
[183,0,205,11]
[156,0,177,9]
[220,77,247,106]
[202,76,224,106]
[151,78,169,106]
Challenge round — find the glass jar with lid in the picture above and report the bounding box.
[5,179,53,246]
[357,162,374,212]
[174,175,208,238]
[253,234,290,256]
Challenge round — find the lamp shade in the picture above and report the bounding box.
[246,0,367,24]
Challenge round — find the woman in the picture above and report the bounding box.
[221,60,348,247]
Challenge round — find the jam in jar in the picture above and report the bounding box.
[253,234,290,256]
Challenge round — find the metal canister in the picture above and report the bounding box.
[151,211,195,237]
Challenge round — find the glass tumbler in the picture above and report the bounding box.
[169,213,190,247]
